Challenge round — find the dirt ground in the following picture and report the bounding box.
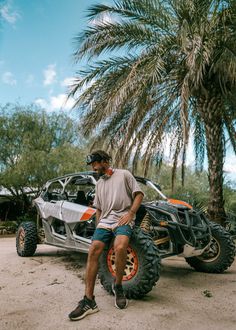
[0,236,236,330]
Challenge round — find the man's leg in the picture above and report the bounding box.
[69,229,112,321]
[112,225,132,309]
[85,240,105,299]
[113,235,130,285]
[112,234,130,309]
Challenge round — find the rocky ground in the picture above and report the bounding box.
[0,236,236,330]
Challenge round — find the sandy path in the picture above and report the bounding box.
[0,237,236,330]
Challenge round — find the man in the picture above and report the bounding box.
[68,150,143,321]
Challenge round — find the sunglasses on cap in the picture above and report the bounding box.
[86,153,103,165]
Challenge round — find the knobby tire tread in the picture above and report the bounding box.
[16,222,37,257]
[185,222,235,273]
[98,227,160,299]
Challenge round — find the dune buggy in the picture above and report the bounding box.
[16,172,235,298]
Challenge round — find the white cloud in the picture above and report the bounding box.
[35,94,75,111]
[61,77,75,87]
[50,94,72,110]
[35,98,48,109]
[0,4,20,24]
[43,64,57,86]
[2,71,17,85]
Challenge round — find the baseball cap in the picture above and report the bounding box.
[86,153,103,165]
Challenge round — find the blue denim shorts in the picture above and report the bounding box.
[92,225,133,245]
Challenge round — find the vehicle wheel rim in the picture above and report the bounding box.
[107,246,138,281]
[197,237,220,262]
[19,228,25,250]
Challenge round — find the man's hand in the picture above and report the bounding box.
[117,192,143,227]
[117,211,134,226]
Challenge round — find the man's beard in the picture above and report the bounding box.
[97,166,106,177]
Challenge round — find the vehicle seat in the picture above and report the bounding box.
[74,190,87,206]
[43,191,53,201]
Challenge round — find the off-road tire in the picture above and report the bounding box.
[185,222,235,273]
[98,227,160,299]
[16,222,38,257]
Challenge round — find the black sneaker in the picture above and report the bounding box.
[112,283,128,309]
[68,296,99,321]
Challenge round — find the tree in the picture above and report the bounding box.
[70,0,236,225]
[0,103,86,213]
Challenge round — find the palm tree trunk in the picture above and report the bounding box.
[200,96,226,225]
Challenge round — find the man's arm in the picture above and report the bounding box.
[96,209,101,227]
[118,192,143,226]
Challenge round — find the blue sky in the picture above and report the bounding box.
[0,0,111,111]
[0,0,235,183]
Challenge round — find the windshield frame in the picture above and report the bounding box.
[134,177,168,202]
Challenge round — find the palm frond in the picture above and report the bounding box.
[86,0,173,32]
[71,0,236,213]
[74,21,159,60]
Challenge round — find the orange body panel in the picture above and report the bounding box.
[167,198,192,209]
[80,207,96,221]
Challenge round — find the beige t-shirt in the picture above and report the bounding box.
[93,169,143,229]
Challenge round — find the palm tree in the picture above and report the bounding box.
[70,0,236,225]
